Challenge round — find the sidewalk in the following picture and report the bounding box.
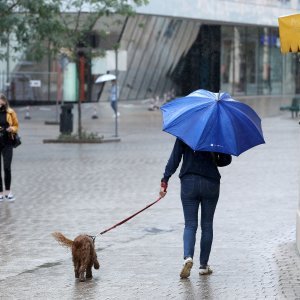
[0,102,299,299]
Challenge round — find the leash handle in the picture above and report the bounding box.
[96,196,163,237]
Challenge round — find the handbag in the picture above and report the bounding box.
[11,133,21,148]
[211,152,232,167]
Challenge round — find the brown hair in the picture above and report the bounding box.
[0,94,9,109]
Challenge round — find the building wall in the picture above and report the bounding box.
[220,25,298,97]
[137,0,299,26]
[115,16,201,101]
[115,14,298,103]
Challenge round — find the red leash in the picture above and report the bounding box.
[94,196,163,238]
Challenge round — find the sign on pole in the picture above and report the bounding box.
[30,80,42,87]
[91,57,107,75]
[106,50,127,71]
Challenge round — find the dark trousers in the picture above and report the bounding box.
[111,101,117,114]
[180,174,220,266]
[0,144,13,192]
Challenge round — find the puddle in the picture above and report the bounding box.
[22,261,62,274]
[143,227,174,234]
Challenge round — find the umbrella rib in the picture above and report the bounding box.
[162,102,212,129]
[220,105,240,155]
[226,102,263,134]
[221,103,265,155]
[195,104,218,150]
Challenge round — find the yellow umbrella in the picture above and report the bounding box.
[278,14,300,53]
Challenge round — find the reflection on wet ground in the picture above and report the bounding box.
[22,262,62,274]
[0,104,299,298]
[143,227,174,234]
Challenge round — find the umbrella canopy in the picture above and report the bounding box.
[278,14,300,53]
[95,74,116,83]
[161,89,265,156]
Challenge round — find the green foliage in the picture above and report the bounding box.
[58,131,104,141]
[0,0,63,61]
[1,0,148,138]
[0,0,149,61]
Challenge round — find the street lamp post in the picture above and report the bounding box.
[115,48,119,137]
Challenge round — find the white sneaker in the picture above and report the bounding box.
[180,257,193,278]
[6,193,15,202]
[0,195,4,202]
[199,265,213,275]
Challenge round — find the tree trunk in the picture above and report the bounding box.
[76,58,82,139]
[78,93,82,139]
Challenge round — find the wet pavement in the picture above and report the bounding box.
[0,102,299,299]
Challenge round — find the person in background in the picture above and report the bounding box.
[0,94,19,202]
[110,80,120,117]
[159,138,232,278]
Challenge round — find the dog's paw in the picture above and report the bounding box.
[79,273,85,282]
[94,261,100,269]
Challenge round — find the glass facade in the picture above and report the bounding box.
[5,14,299,103]
[115,15,200,101]
[115,16,300,101]
[220,24,298,97]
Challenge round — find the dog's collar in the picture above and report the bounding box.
[88,235,96,243]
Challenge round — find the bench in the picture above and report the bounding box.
[280,97,300,118]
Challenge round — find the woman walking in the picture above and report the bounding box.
[109,80,120,117]
[159,138,231,278]
[0,94,19,202]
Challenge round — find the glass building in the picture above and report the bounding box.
[102,0,299,109]
[2,0,300,106]
[121,19,294,99]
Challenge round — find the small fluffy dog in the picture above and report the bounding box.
[52,232,100,282]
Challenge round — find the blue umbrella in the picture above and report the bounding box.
[160,89,265,156]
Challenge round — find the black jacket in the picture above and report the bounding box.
[162,139,232,183]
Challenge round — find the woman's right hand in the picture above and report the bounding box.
[159,181,168,198]
[159,187,167,198]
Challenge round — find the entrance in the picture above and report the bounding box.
[172,25,221,96]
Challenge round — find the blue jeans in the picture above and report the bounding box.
[111,101,117,114]
[180,174,220,266]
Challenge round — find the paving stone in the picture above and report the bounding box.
[0,103,299,299]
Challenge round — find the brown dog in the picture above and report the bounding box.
[52,232,100,281]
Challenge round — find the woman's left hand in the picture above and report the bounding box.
[6,127,13,133]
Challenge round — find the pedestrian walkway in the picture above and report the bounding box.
[0,102,299,299]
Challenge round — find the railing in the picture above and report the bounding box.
[0,71,58,104]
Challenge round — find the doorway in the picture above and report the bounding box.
[172,25,221,95]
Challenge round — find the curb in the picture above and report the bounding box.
[44,121,60,125]
[43,137,121,144]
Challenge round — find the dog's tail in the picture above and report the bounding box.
[52,232,73,248]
